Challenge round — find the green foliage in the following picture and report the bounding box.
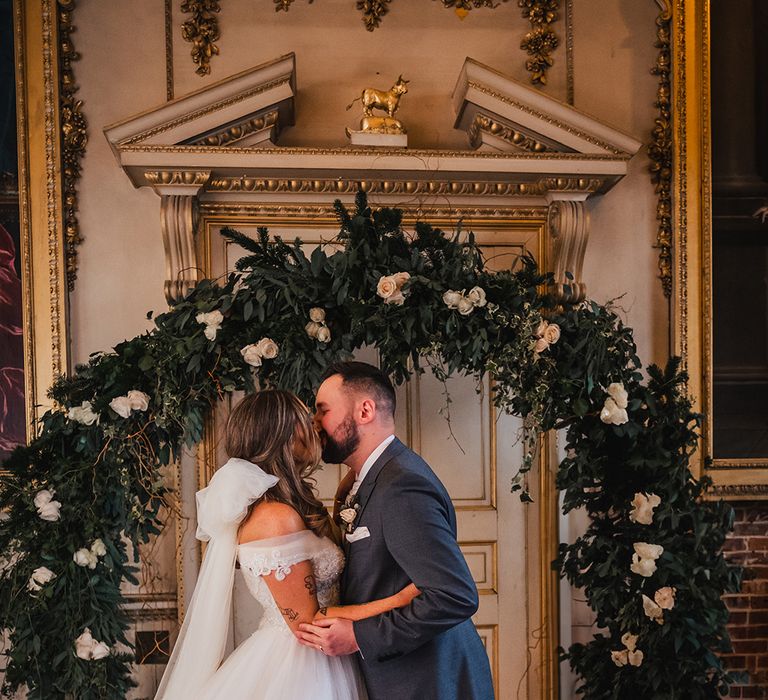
[0,192,739,698]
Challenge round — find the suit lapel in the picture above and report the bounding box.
[352,437,406,523]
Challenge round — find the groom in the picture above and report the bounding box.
[297,361,494,700]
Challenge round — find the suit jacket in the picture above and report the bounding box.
[343,438,494,700]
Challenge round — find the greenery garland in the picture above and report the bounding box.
[0,192,740,698]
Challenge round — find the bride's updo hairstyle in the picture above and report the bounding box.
[225,390,333,541]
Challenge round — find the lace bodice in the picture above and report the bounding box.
[237,530,344,632]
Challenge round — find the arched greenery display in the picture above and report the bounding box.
[0,193,740,698]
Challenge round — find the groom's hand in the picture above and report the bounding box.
[297,618,359,656]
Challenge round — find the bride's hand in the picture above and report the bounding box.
[395,583,420,607]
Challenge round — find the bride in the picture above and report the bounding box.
[155,390,418,699]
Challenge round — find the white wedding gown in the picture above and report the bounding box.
[197,529,367,700]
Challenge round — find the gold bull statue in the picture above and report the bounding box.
[346,75,409,134]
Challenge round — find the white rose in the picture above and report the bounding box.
[629,492,661,525]
[339,508,357,524]
[34,489,55,509]
[442,290,463,309]
[385,290,406,306]
[607,382,629,409]
[634,542,664,560]
[376,275,398,299]
[621,632,638,651]
[196,309,223,329]
[542,323,561,345]
[316,325,331,343]
[631,553,657,577]
[610,650,629,667]
[642,594,664,623]
[456,296,475,316]
[68,401,99,426]
[75,628,95,659]
[109,396,132,419]
[255,338,279,360]
[627,649,644,667]
[534,337,550,354]
[73,548,97,569]
[309,307,326,323]
[27,566,56,592]
[90,641,110,660]
[90,539,107,557]
[305,321,320,338]
[34,490,62,522]
[535,320,549,337]
[203,324,218,341]
[654,586,676,610]
[240,344,263,367]
[600,397,629,425]
[127,390,150,412]
[467,286,487,307]
[392,272,411,288]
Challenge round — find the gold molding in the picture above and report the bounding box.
[468,113,552,152]
[187,110,279,147]
[565,0,573,104]
[14,0,70,431]
[180,0,220,77]
[57,0,86,291]
[165,0,174,101]
[357,0,391,30]
[519,0,561,86]
[650,0,673,298]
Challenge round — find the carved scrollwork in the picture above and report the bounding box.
[181,0,221,76]
[649,0,673,297]
[160,195,201,304]
[57,0,87,291]
[518,0,560,85]
[547,198,589,304]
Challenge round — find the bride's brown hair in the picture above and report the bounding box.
[224,390,333,541]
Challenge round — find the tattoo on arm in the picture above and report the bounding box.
[318,607,328,616]
[279,605,299,621]
[304,574,317,597]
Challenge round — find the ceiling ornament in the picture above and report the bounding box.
[518,0,560,85]
[180,0,221,76]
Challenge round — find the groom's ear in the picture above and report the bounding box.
[357,397,377,424]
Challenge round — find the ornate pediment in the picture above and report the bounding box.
[453,58,641,157]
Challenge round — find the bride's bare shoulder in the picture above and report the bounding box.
[238,500,306,543]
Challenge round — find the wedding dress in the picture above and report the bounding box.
[155,458,367,700]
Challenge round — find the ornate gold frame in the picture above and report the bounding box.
[671,0,768,498]
[12,0,70,445]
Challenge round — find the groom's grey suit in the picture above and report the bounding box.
[342,438,494,700]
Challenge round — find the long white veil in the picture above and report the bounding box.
[154,458,279,699]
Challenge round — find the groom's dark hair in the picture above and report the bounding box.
[321,361,396,416]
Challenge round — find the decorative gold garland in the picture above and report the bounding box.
[518,0,560,85]
[649,1,673,298]
[180,0,221,76]
[57,0,87,291]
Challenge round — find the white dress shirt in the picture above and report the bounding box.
[349,434,395,497]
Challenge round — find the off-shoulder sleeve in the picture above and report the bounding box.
[237,530,319,581]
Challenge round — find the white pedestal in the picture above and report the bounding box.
[347,129,408,148]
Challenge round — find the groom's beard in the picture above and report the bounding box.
[321,415,360,464]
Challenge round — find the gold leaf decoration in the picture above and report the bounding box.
[436,0,509,11]
[357,0,392,30]
[518,0,560,85]
[180,0,221,76]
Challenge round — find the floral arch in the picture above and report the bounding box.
[0,193,740,699]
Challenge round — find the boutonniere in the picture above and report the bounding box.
[339,501,360,533]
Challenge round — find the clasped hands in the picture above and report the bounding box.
[296,617,359,657]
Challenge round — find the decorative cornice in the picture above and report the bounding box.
[649,0,672,297]
[57,0,86,291]
[468,113,552,152]
[204,175,605,197]
[518,0,560,85]
[708,483,768,500]
[187,110,279,147]
[180,0,220,76]
[145,170,212,189]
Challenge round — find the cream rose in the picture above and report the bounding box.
[309,307,326,323]
[600,397,629,425]
[109,396,132,419]
[607,382,629,409]
[376,275,399,300]
[27,566,56,592]
[305,321,320,338]
[642,594,664,624]
[73,548,98,569]
[127,390,150,412]
[68,401,99,426]
[240,344,263,367]
[611,650,629,667]
[542,323,561,345]
[255,337,279,360]
[629,492,661,525]
[654,586,676,610]
[90,539,107,558]
[90,641,110,660]
[316,325,331,343]
[34,490,62,522]
[627,650,644,667]
[456,296,475,316]
[393,272,411,287]
[467,286,487,308]
[634,542,664,560]
[442,290,463,309]
[534,337,550,354]
[386,290,406,306]
[621,632,638,651]
[75,629,95,659]
[196,310,223,341]
[535,320,549,337]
